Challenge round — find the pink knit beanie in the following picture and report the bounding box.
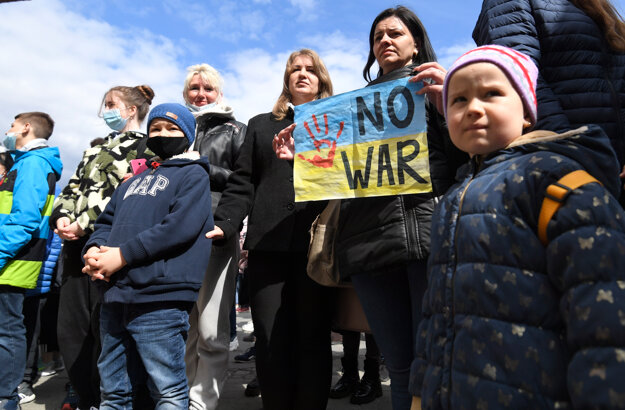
[443,45,538,126]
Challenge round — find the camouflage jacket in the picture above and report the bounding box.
[415,126,625,409]
[51,131,151,235]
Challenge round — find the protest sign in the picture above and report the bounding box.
[293,77,432,202]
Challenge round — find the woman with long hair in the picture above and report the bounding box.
[274,7,467,409]
[206,49,335,410]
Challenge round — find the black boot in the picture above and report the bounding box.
[329,357,360,399]
[350,358,382,404]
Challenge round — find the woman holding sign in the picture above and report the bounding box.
[205,49,335,410]
[275,6,466,409]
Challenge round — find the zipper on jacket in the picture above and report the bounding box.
[445,157,479,408]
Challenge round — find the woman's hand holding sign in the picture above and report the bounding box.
[273,123,296,160]
[410,62,447,115]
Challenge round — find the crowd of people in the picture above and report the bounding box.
[1,1,625,409]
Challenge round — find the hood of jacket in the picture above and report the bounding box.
[191,102,235,121]
[151,150,211,175]
[13,146,63,180]
[502,126,620,197]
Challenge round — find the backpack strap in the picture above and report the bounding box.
[538,170,601,245]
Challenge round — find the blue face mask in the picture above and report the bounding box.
[103,109,128,132]
[185,102,217,113]
[3,133,17,151]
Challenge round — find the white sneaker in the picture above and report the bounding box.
[18,382,35,404]
[229,337,239,352]
[241,321,254,332]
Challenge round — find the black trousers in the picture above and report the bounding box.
[57,238,101,409]
[248,251,334,410]
[22,295,45,385]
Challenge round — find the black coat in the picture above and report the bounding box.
[336,65,467,278]
[192,111,246,213]
[214,111,326,252]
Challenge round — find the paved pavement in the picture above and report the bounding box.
[23,311,391,410]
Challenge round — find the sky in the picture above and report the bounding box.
[1,0,624,186]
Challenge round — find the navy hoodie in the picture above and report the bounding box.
[85,154,213,304]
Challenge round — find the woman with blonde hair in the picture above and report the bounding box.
[206,49,335,410]
[474,0,625,203]
[181,62,247,410]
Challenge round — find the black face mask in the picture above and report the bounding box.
[146,136,189,159]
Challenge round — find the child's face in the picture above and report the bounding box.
[446,62,527,157]
[148,119,185,139]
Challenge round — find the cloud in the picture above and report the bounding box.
[0,0,186,186]
[436,40,476,69]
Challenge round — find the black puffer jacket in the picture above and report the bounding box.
[473,0,625,178]
[336,65,467,278]
[192,105,246,213]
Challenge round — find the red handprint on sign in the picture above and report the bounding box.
[298,113,344,168]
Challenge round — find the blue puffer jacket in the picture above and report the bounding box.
[27,186,62,297]
[415,126,625,409]
[473,0,625,171]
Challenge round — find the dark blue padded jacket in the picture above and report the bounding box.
[415,126,625,409]
[473,0,625,171]
[85,154,213,305]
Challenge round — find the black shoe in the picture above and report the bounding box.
[350,377,382,404]
[234,346,256,362]
[329,374,360,399]
[244,377,261,397]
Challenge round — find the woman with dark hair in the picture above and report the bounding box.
[206,49,335,410]
[473,0,625,203]
[274,6,466,409]
[51,85,154,410]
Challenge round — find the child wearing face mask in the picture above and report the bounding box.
[0,112,62,410]
[413,45,625,409]
[81,103,214,409]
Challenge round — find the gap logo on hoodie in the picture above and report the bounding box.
[123,174,169,200]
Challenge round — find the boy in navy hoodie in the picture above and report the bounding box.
[82,103,213,409]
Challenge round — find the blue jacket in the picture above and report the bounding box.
[26,186,62,297]
[0,146,63,289]
[473,0,625,170]
[415,125,625,409]
[85,154,213,304]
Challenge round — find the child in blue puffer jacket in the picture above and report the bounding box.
[82,103,213,409]
[413,45,625,409]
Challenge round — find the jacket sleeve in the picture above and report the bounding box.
[50,149,92,227]
[209,122,248,192]
[213,119,257,241]
[544,179,625,407]
[0,156,52,270]
[472,0,572,132]
[119,167,213,266]
[82,187,118,256]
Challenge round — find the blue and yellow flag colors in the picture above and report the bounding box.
[293,77,432,202]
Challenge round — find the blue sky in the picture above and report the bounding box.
[1,0,624,185]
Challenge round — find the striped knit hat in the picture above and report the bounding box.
[443,45,538,126]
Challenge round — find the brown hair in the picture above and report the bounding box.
[14,112,55,140]
[272,49,333,121]
[571,0,625,52]
[90,137,107,147]
[102,85,155,122]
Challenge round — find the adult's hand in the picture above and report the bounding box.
[55,217,85,241]
[205,225,225,240]
[273,123,296,160]
[410,62,447,115]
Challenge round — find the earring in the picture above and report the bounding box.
[523,120,532,129]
